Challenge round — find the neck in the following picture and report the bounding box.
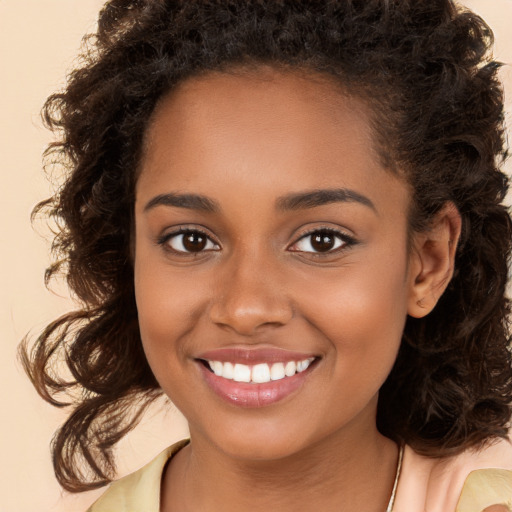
[161,424,399,512]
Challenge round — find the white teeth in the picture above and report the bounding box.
[251,363,271,383]
[210,360,223,376]
[297,358,314,373]
[233,363,251,382]
[207,357,315,383]
[270,362,285,381]
[284,361,297,377]
[223,362,234,380]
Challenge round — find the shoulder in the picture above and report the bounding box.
[86,439,190,512]
[394,437,512,512]
[457,468,512,512]
[84,437,511,512]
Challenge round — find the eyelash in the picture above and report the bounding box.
[288,228,357,256]
[157,228,220,255]
[157,227,357,256]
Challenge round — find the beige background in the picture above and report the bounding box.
[1,1,511,511]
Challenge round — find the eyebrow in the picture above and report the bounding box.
[144,193,220,213]
[276,188,377,213]
[143,187,376,214]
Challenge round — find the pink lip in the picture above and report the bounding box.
[196,349,318,408]
[197,347,317,365]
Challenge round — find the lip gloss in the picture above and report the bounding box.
[196,348,317,407]
[198,347,317,365]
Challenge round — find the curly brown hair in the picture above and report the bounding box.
[20,0,512,492]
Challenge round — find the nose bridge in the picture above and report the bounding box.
[209,244,293,335]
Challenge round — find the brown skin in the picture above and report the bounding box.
[134,67,461,512]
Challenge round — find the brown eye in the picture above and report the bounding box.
[183,232,207,252]
[290,229,349,254]
[165,230,219,253]
[311,232,337,252]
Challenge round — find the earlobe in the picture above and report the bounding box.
[407,202,462,318]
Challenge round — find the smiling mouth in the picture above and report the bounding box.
[202,357,316,384]
[196,348,320,407]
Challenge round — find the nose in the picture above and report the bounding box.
[209,251,294,336]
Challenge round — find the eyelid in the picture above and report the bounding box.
[157,226,220,254]
[155,225,356,256]
[288,226,357,254]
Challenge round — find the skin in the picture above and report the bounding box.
[134,66,461,512]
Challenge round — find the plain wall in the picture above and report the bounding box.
[1,1,511,511]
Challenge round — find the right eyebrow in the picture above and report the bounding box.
[143,193,220,213]
[276,188,377,214]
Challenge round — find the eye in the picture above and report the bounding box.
[289,229,353,254]
[160,229,219,254]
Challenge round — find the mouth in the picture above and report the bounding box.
[200,357,316,384]
[195,349,320,408]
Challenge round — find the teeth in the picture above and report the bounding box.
[210,361,223,376]
[207,358,315,383]
[223,362,234,380]
[233,363,251,382]
[252,363,271,383]
[270,362,285,381]
[284,361,296,377]
[298,359,311,372]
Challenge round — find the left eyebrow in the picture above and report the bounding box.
[276,188,377,214]
[143,193,220,213]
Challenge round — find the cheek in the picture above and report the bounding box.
[300,250,410,372]
[133,248,206,369]
[134,267,206,411]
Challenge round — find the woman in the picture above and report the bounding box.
[21,1,512,510]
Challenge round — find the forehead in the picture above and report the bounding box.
[151,66,367,130]
[143,66,374,153]
[137,66,409,218]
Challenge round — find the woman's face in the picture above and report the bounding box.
[134,67,418,460]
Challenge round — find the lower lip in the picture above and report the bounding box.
[197,362,315,408]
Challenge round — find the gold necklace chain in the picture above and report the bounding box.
[385,444,404,512]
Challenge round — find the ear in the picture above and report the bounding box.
[407,202,462,318]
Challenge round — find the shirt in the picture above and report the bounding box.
[86,437,512,512]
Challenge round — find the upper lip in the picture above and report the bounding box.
[196,347,319,365]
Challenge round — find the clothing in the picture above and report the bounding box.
[86,438,512,512]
